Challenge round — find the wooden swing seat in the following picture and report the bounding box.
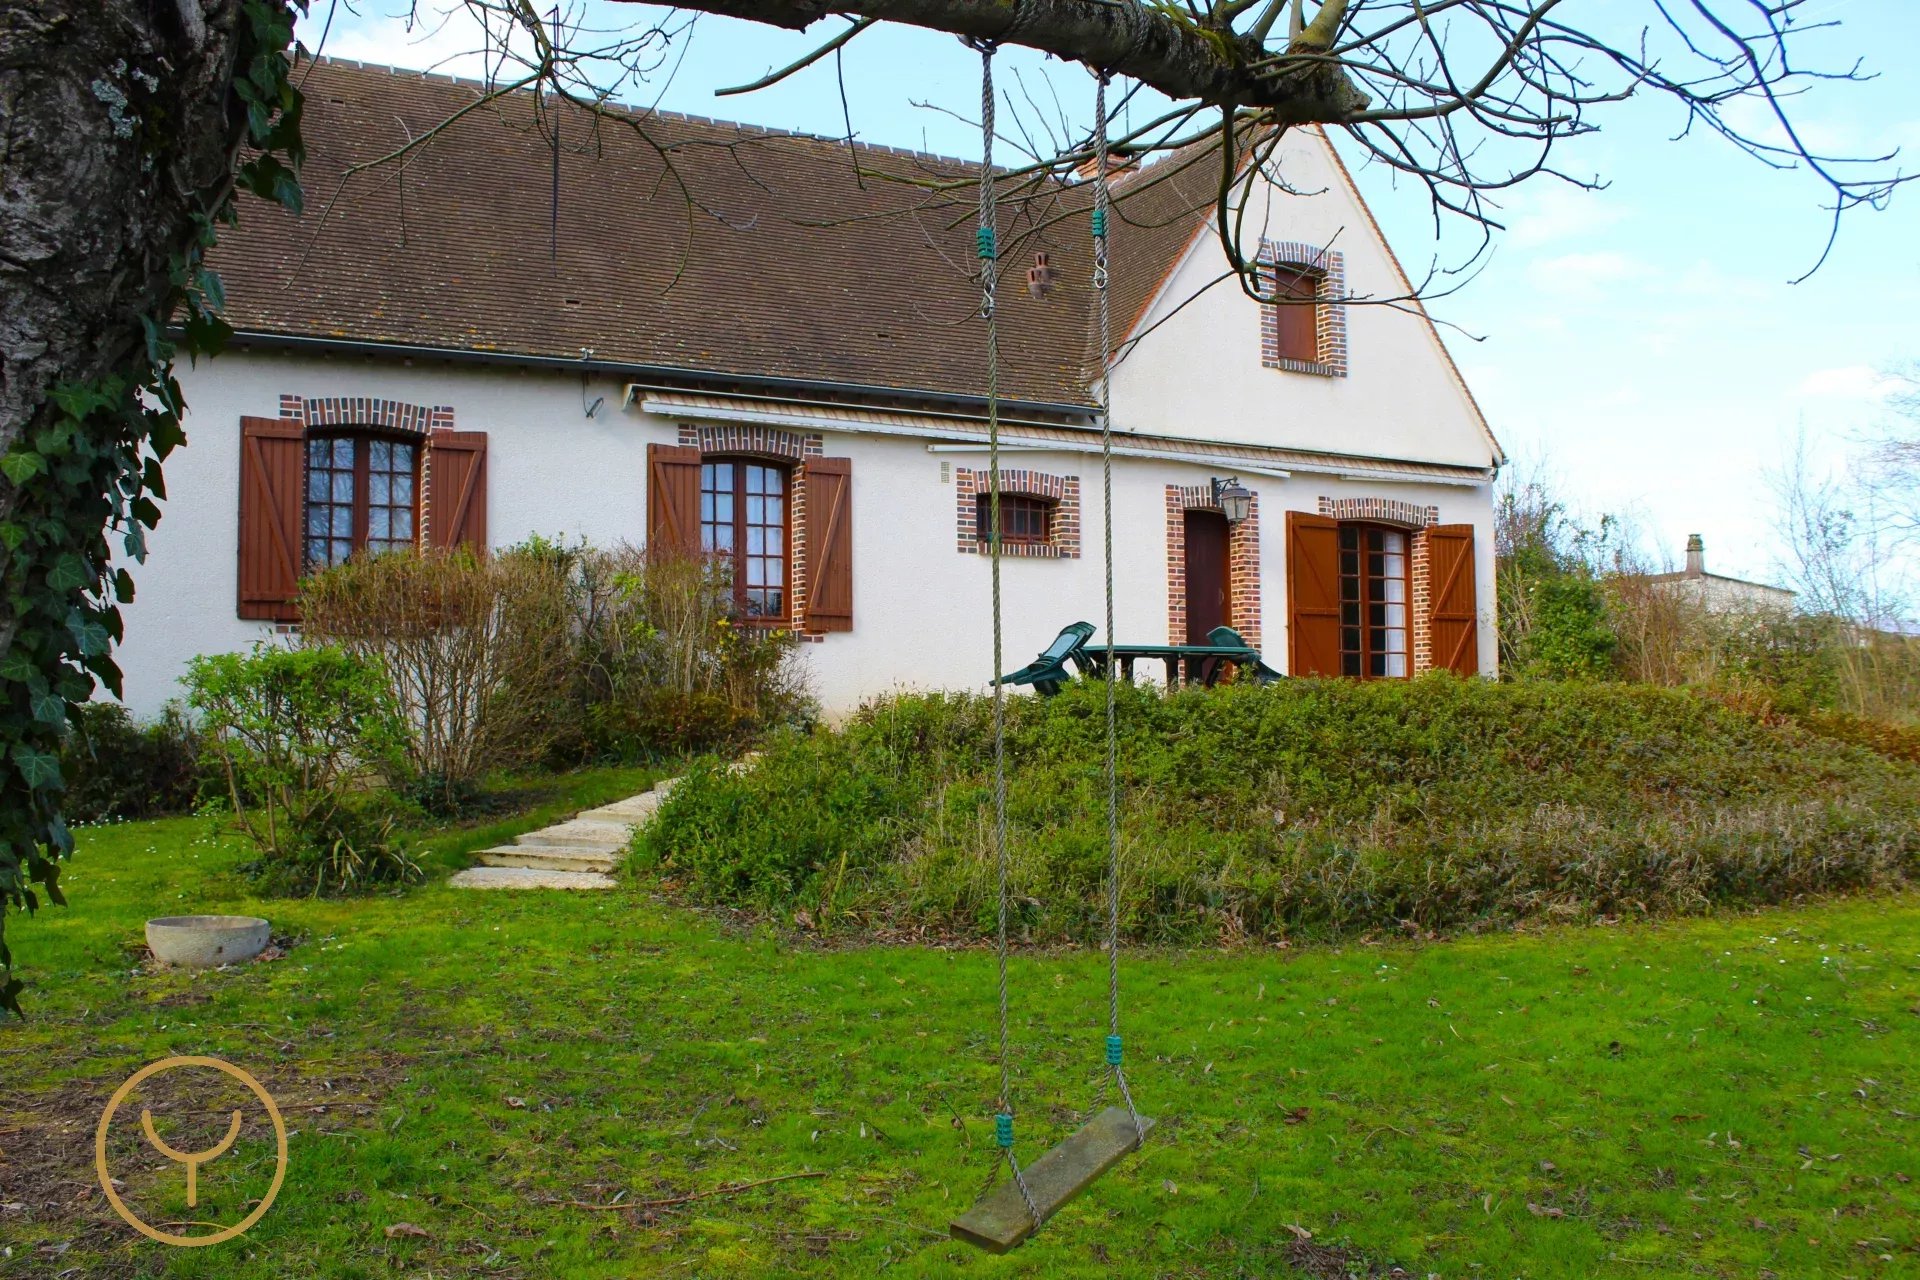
[949,1107,1155,1254]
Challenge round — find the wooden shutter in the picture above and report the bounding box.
[647,443,702,555]
[803,456,853,633]
[237,416,305,621]
[427,430,488,552]
[1426,523,1479,676]
[1286,510,1341,677]
[1270,266,1320,364]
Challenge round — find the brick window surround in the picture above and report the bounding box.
[955,468,1081,559]
[278,394,445,561]
[675,423,827,640]
[1257,240,1348,378]
[1314,495,1446,675]
[1165,484,1261,645]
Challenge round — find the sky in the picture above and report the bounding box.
[301,0,1920,588]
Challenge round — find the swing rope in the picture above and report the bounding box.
[976,36,1042,1229]
[1092,71,1143,1144]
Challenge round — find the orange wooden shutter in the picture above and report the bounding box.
[427,430,488,552]
[1286,510,1341,677]
[1426,523,1479,676]
[803,456,853,633]
[237,416,305,621]
[646,443,702,555]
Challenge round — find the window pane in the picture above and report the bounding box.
[394,473,414,504]
[332,438,355,466]
[394,508,413,539]
[747,496,765,524]
[1383,652,1408,678]
[307,506,328,535]
[370,440,392,469]
[370,474,390,504]
[369,509,390,540]
[332,507,354,536]
[747,526,764,555]
[308,471,327,501]
[333,472,355,502]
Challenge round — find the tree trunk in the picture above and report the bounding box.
[0,0,250,566]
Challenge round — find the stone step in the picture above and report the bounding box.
[651,776,681,798]
[449,866,617,891]
[475,844,621,873]
[517,819,633,849]
[578,794,661,823]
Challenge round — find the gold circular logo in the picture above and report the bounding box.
[94,1055,288,1247]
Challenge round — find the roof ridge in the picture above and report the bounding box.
[306,54,990,172]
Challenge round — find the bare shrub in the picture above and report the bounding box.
[298,546,575,805]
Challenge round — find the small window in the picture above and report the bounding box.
[305,432,419,569]
[700,458,790,621]
[1268,265,1321,364]
[976,494,1052,545]
[1339,524,1408,678]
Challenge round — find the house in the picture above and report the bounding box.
[112,58,1503,718]
[1645,534,1795,615]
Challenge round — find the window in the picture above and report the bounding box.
[975,493,1052,546]
[1268,264,1322,364]
[1339,524,1408,678]
[305,433,419,568]
[700,458,789,620]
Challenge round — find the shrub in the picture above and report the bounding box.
[298,545,577,807]
[185,645,417,895]
[572,543,814,760]
[60,702,206,822]
[641,679,1920,942]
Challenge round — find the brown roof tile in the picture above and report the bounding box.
[213,59,1222,409]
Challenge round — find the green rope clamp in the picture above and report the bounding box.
[977,226,997,260]
[1106,1034,1123,1067]
[1091,208,1107,238]
[995,1113,1015,1148]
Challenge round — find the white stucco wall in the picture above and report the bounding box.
[113,345,1496,720]
[1112,130,1498,470]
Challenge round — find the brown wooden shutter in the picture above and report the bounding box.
[646,443,702,555]
[1426,523,1479,676]
[427,430,488,552]
[237,416,305,621]
[1271,267,1319,364]
[803,456,853,633]
[1286,510,1341,677]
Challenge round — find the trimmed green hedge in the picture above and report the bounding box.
[637,678,1920,942]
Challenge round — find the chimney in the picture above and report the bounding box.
[1685,533,1705,577]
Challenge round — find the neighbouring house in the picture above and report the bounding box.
[112,59,1504,718]
[1645,534,1795,615]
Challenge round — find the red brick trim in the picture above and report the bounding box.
[1257,240,1348,378]
[675,422,821,461]
[1316,496,1438,528]
[955,467,1081,559]
[1165,484,1261,645]
[1411,528,1434,676]
[280,394,450,434]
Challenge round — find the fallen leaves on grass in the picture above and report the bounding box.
[384,1223,431,1239]
[1527,1203,1566,1219]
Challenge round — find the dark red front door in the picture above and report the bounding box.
[1183,509,1231,646]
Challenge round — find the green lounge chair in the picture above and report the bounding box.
[996,621,1096,696]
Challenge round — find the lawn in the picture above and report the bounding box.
[1,769,1916,1278]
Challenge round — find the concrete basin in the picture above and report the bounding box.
[145,915,271,969]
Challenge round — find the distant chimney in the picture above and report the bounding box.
[1074,153,1137,182]
[1685,533,1705,577]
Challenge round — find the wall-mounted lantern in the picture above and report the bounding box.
[1211,477,1253,525]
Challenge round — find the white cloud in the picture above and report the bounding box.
[1501,184,1628,250]
[1524,250,1648,300]
[1796,365,1902,400]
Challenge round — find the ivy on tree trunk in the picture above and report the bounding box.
[0,0,306,1014]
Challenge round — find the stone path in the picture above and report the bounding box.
[449,777,678,891]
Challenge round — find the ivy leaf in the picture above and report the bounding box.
[0,653,35,683]
[66,610,110,657]
[46,817,73,862]
[123,522,148,562]
[112,569,135,604]
[28,687,65,726]
[9,745,63,792]
[0,453,46,486]
[46,555,89,594]
[0,523,23,551]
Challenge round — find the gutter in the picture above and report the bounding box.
[225,330,1099,425]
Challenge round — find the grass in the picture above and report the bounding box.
[1,767,1916,1277]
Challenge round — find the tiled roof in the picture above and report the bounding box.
[212,58,1223,409]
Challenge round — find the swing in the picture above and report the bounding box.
[948,49,1152,1256]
